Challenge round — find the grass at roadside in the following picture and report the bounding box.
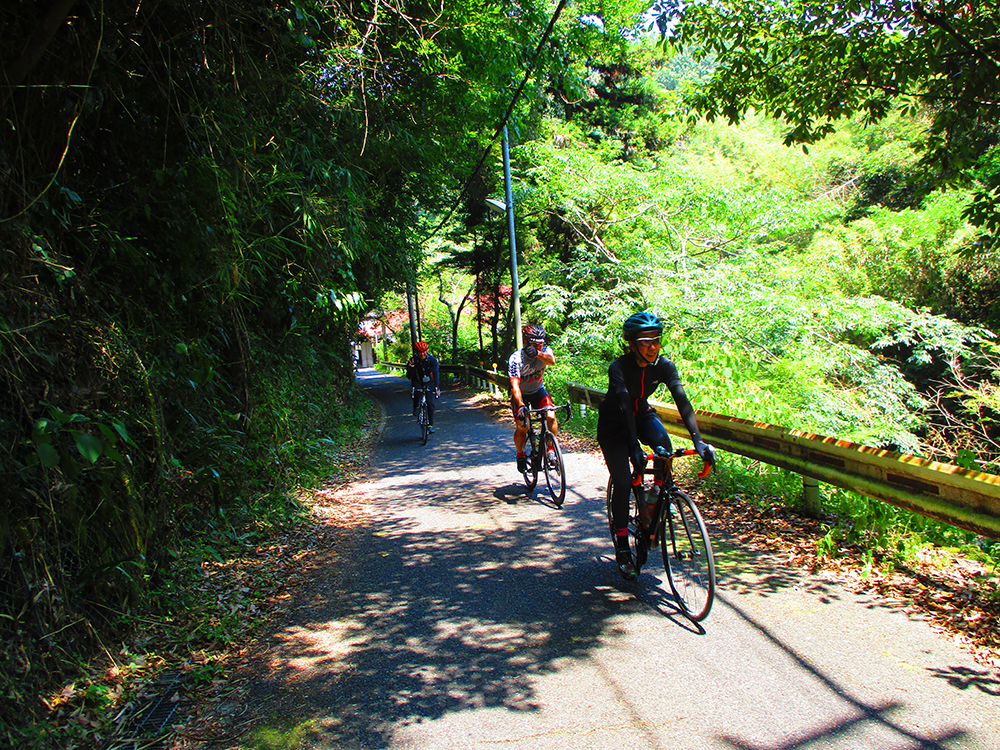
[5,369,381,750]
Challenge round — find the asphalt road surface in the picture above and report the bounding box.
[243,368,1000,750]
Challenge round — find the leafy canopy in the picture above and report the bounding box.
[653,0,1000,246]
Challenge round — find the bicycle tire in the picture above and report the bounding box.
[605,477,646,572]
[418,401,429,445]
[542,432,566,506]
[660,488,715,621]
[522,428,538,491]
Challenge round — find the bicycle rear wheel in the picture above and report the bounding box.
[605,477,646,571]
[522,429,538,490]
[542,433,566,506]
[660,488,715,621]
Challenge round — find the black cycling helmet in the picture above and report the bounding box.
[622,311,663,341]
[523,323,546,342]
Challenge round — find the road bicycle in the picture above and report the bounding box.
[606,445,716,621]
[520,402,572,506]
[412,387,431,445]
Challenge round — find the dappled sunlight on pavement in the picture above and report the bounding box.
[211,370,1000,750]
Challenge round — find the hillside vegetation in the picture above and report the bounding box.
[2,0,999,745]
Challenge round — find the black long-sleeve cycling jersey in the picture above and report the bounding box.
[597,353,703,450]
[407,354,440,390]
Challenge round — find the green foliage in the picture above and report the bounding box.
[248,344,371,492]
[662,0,1000,246]
[500,102,994,462]
[808,191,979,308]
[4,0,621,737]
[708,457,805,515]
[814,485,1000,576]
[4,0,1000,740]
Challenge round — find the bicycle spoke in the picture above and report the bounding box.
[418,399,429,445]
[522,429,538,490]
[661,490,715,621]
[631,487,647,570]
[543,433,566,506]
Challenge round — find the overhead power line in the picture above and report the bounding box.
[422,0,571,243]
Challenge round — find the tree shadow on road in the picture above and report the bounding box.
[226,373,987,750]
[927,664,1000,697]
[240,485,650,747]
[713,591,969,750]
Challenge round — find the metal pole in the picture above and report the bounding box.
[502,125,522,350]
[406,280,418,347]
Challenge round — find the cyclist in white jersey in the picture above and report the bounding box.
[508,324,558,473]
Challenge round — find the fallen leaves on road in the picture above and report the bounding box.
[697,491,1000,673]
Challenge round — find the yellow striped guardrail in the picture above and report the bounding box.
[378,362,1000,538]
[565,381,1000,540]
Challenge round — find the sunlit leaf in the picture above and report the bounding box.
[75,433,103,464]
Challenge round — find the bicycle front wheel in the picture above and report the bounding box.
[418,404,429,445]
[522,430,538,491]
[542,433,566,506]
[660,488,715,621]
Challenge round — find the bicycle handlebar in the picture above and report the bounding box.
[524,402,572,419]
[636,446,713,480]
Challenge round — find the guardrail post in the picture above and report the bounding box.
[802,476,822,518]
[579,404,587,419]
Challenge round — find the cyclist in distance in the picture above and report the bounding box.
[508,324,557,473]
[598,311,716,580]
[407,341,441,432]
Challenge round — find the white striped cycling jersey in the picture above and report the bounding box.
[507,346,552,394]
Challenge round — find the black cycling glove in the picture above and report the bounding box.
[524,345,537,358]
[630,445,647,475]
[696,441,717,468]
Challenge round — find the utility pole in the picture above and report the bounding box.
[502,125,522,350]
[406,279,418,346]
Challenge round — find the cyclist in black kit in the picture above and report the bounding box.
[407,341,441,432]
[598,311,716,580]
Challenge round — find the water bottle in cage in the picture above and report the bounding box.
[638,478,664,530]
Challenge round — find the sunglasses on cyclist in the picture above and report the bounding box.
[634,337,661,347]
[529,338,545,346]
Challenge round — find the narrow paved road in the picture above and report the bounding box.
[245,369,1000,749]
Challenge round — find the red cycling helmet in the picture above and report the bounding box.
[414,341,429,353]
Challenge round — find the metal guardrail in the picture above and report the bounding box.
[565,382,1000,540]
[380,361,510,391]
[377,361,1000,538]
